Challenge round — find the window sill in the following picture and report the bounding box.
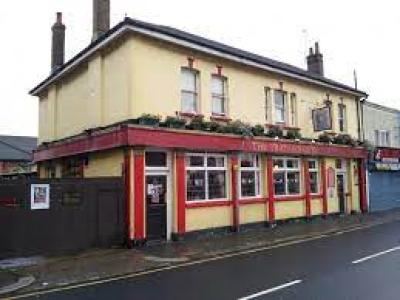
[274,195,304,201]
[239,197,267,204]
[210,114,232,122]
[186,199,231,208]
[177,111,204,118]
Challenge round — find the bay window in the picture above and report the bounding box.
[186,153,227,201]
[273,157,301,196]
[211,75,228,115]
[181,68,199,113]
[308,159,319,194]
[239,153,261,198]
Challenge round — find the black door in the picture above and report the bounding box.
[337,174,346,214]
[146,175,167,241]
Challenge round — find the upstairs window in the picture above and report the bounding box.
[211,75,228,115]
[181,68,199,113]
[274,90,286,124]
[338,104,347,132]
[375,130,390,147]
[290,93,297,126]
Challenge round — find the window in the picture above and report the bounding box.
[145,151,167,168]
[308,159,319,194]
[290,93,297,126]
[375,130,390,147]
[264,87,271,122]
[211,75,227,115]
[186,153,227,201]
[338,104,346,132]
[273,157,301,196]
[181,68,199,113]
[61,157,83,178]
[239,154,261,198]
[336,159,347,171]
[274,90,286,123]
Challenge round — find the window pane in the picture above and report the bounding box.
[181,69,196,92]
[273,159,284,169]
[187,170,206,201]
[286,159,298,169]
[308,160,317,170]
[241,154,254,168]
[212,96,225,114]
[274,91,285,123]
[241,171,257,197]
[274,172,285,195]
[186,155,204,167]
[207,156,225,167]
[211,76,224,94]
[145,152,167,167]
[208,170,226,199]
[181,91,197,112]
[310,172,319,194]
[287,172,300,194]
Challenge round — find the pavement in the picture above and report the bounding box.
[2,208,400,299]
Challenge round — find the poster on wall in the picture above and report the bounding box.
[31,184,50,210]
[312,106,332,131]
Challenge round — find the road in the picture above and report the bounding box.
[14,220,400,300]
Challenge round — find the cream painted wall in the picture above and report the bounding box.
[239,203,266,224]
[84,149,124,177]
[275,201,305,220]
[186,206,232,232]
[38,33,360,144]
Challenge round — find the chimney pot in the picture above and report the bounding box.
[92,0,110,41]
[306,41,324,76]
[51,12,66,73]
[315,42,320,54]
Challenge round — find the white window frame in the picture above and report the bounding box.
[290,93,297,127]
[181,68,199,113]
[272,157,301,197]
[239,153,262,199]
[274,90,286,124]
[185,153,228,202]
[211,75,228,116]
[375,130,390,147]
[308,159,320,195]
[338,103,347,132]
[145,149,170,171]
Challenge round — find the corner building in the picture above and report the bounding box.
[31,15,368,244]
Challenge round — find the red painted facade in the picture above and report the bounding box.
[134,152,145,240]
[303,158,312,217]
[176,153,186,235]
[266,156,275,223]
[230,155,240,231]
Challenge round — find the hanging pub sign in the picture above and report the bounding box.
[31,184,50,210]
[312,106,332,131]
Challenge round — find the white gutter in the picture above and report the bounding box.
[31,24,366,97]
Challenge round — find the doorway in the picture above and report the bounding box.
[337,173,346,214]
[146,174,167,241]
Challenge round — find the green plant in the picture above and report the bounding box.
[286,128,302,140]
[252,124,265,136]
[220,120,253,136]
[205,121,222,132]
[333,134,356,146]
[186,116,207,130]
[265,126,283,138]
[137,114,161,126]
[164,116,186,129]
[318,132,333,143]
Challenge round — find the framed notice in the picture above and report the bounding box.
[312,106,332,131]
[31,184,50,210]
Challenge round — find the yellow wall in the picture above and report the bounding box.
[186,206,232,232]
[38,33,361,144]
[84,149,124,177]
[275,201,305,220]
[311,198,324,215]
[239,203,267,224]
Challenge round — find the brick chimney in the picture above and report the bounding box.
[51,12,65,73]
[93,0,110,41]
[306,42,324,76]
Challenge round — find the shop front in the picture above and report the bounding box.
[34,125,368,245]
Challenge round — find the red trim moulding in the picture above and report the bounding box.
[186,200,231,208]
[303,158,312,217]
[134,152,145,240]
[231,155,240,231]
[124,151,134,241]
[321,159,328,215]
[358,158,368,213]
[266,156,275,222]
[176,153,186,235]
[33,126,368,162]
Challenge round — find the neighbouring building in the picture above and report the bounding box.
[363,101,400,211]
[30,1,368,245]
[0,135,37,178]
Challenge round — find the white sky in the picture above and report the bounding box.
[1,0,399,136]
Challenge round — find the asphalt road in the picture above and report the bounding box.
[19,220,400,300]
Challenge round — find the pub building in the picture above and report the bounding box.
[31,1,368,244]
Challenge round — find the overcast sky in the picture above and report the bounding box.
[1,0,399,136]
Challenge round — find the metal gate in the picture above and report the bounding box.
[369,171,400,212]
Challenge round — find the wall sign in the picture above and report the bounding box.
[312,106,332,131]
[31,184,50,210]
